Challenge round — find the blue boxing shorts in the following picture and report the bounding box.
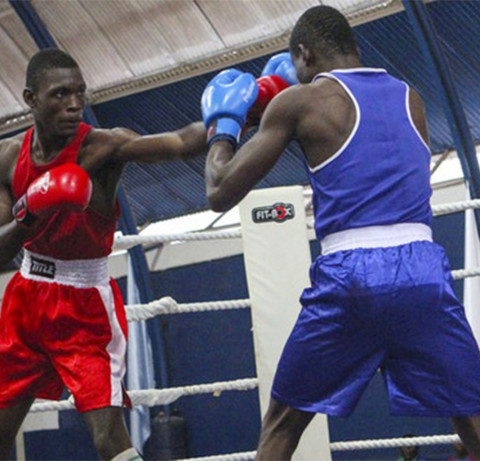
[271,231,480,417]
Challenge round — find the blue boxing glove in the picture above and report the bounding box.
[261,52,299,86]
[201,69,258,148]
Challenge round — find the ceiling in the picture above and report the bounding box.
[0,0,478,227]
[0,0,402,129]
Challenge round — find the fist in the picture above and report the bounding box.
[246,75,291,128]
[13,163,92,226]
[201,69,259,147]
[261,52,299,86]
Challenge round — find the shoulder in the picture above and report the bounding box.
[312,76,356,105]
[264,84,313,120]
[0,132,25,184]
[81,126,140,166]
[279,78,351,107]
[0,132,24,164]
[272,78,353,121]
[84,126,140,150]
[0,131,24,152]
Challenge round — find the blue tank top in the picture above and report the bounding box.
[308,68,432,240]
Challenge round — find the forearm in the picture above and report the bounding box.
[205,141,237,212]
[176,122,207,159]
[0,221,28,268]
[116,122,207,163]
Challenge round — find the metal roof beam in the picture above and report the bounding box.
[403,0,480,234]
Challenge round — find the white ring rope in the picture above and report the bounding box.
[178,452,256,461]
[452,267,480,280]
[36,197,473,458]
[113,198,480,250]
[29,378,258,413]
[113,229,242,250]
[432,198,480,216]
[123,266,478,321]
[329,433,461,451]
[126,297,250,321]
[176,434,462,461]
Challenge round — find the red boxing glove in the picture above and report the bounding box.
[13,163,92,226]
[246,75,291,128]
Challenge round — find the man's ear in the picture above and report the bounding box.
[298,44,314,67]
[23,88,36,109]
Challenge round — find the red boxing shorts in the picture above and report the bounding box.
[0,250,129,413]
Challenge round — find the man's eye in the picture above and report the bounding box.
[55,91,65,99]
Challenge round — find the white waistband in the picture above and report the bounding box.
[21,250,109,288]
[320,223,432,255]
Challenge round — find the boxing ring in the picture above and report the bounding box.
[22,188,480,461]
[1,0,479,458]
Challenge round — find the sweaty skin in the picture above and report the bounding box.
[0,65,206,461]
[204,51,438,461]
[0,67,206,268]
[205,68,429,212]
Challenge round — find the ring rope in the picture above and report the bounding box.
[177,452,255,461]
[329,433,461,451]
[113,198,480,250]
[113,229,242,250]
[432,198,480,216]
[126,297,251,321]
[29,378,258,413]
[123,265,477,322]
[109,198,476,459]
[176,434,462,461]
[451,267,480,280]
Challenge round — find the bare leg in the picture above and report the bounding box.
[82,407,133,461]
[255,398,315,461]
[452,415,480,459]
[0,398,35,460]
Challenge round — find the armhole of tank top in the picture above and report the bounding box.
[404,83,430,153]
[309,73,361,174]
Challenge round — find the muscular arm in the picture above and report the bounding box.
[0,140,28,268]
[409,87,430,146]
[205,88,298,212]
[112,121,207,163]
[0,187,28,268]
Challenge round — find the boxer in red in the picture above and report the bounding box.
[0,48,206,461]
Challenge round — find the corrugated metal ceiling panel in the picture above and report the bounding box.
[31,0,134,87]
[2,0,479,226]
[0,79,23,118]
[0,0,401,127]
[195,0,318,47]
[75,0,225,74]
[324,0,393,15]
[91,2,480,226]
[0,2,37,119]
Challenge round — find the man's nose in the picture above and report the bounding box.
[66,94,83,111]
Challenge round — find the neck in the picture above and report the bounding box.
[32,122,74,162]
[321,54,362,73]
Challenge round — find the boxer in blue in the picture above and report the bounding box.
[201,5,480,460]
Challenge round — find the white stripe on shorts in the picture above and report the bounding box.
[96,283,127,407]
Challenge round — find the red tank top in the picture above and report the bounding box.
[13,122,119,260]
